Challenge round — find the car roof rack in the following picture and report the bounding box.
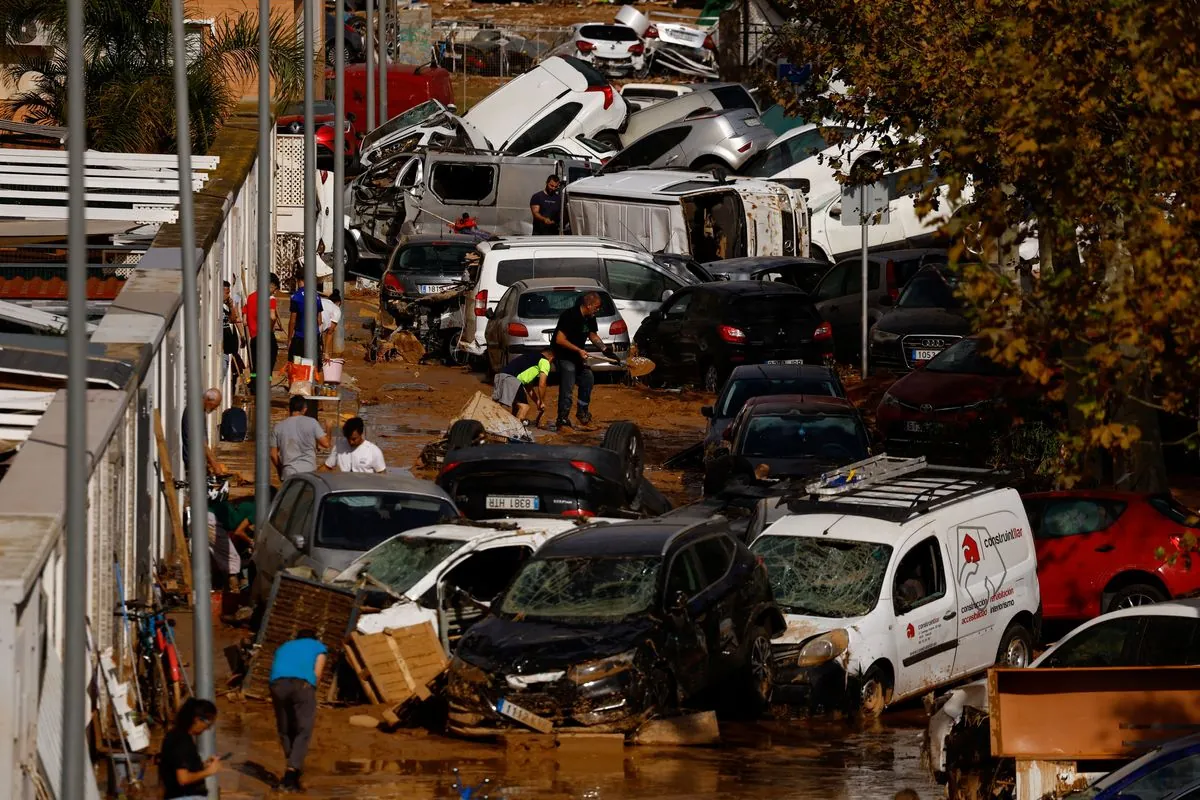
[784,454,1005,522]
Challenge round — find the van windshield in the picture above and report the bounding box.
[360,99,445,153]
[750,536,892,618]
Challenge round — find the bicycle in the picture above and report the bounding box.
[114,599,189,724]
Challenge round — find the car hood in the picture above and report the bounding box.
[456,614,658,674]
[887,370,1015,408]
[874,307,971,336]
[739,455,846,480]
[774,612,872,645]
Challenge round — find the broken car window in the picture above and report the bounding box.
[430,163,497,204]
[750,536,892,618]
[317,493,459,552]
[500,556,661,620]
[355,536,464,594]
[892,537,946,615]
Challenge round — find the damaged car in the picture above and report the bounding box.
[438,421,670,520]
[615,6,718,80]
[445,518,785,737]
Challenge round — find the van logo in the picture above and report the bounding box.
[905,623,915,640]
[920,404,933,413]
[961,533,981,566]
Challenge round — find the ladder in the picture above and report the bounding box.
[804,454,929,496]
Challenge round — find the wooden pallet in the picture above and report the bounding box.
[344,623,448,707]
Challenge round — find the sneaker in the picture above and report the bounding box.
[551,418,573,432]
[576,411,593,426]
[279,769,303,793]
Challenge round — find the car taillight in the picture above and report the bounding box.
[703,34,715,50]
[645,24,658,38]
[576,40,595,53]
[587,84,614,110]
[1171,534,1184,550]
[886,259,900,303]
[563,509,595,518]
[440,461,459,475]
[474,289,488,316]
[814,321,833,341]
[570,461,596,474]
[738,141,753,153]
[628,43,644,55]
[507,322,529,337]
[383,273,404,293]
[718,324,746,343]
[609,320,627,336]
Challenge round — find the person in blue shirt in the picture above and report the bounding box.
[286,269,324,386]
[269,628,327,792]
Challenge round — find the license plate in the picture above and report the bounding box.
[767,359,804,365]
[496,698,554,733]
[485,495,540,511]
[904,420,938,433]
[911,349,940,362]
[418,284,448,294]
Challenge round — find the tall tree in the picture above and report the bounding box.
[766,0,1200,488]
[0,0,306,153]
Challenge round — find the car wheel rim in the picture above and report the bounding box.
[750,636,772,700]
[625,437,641,488]
[1003,638,1029,668]
[861,678,884,715]
[704,366,718,393]
[1117,592,1157,608]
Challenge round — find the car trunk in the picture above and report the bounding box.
[449,471,584,518]
[725,295,819,351]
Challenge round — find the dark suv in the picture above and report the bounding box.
[812,248,948,360]
[868,265,972,371]
[445,518,785,737]
[634,281,834,393]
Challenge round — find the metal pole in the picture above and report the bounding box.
[365,0,375,131]
[860,184,869,380]
[741,0,749,77]
[334,0,346,352]
[169,0,216,788]
[255,0,272,536]
[305,0,319,370]
[62,0,88,792]
[378,0,388,120]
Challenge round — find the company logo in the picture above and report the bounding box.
[984,527,1024,547]
[906,623,915,639]
[961,533,981,565]
[920,404,933,413]
[778,328,787,337]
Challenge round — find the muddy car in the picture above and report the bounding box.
[438,420,670,520]
[444,518,785,737]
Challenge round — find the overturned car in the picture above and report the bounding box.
[445,518,785,736]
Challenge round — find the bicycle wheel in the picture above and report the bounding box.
[151,657,171,723]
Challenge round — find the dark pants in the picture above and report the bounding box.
[250,334,279,377]
[269,678,317,772]
[556,358,593,423]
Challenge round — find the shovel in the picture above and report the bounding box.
[599,354,655,378]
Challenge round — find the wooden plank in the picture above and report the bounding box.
[344,638,381,704]
[153,411,191,595]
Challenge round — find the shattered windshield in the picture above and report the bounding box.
[499,556,661,620]
[739,414,868,461]
[353,536,465,594]
[751,536,892,618]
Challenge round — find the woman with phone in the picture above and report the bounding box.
[159,698,224,799]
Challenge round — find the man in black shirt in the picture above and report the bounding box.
[159,698,223,799]
[529,175,563,235]
[552,292,614,430]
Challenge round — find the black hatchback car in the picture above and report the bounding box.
[868,265,972,371]
[379,234,481,324]
[445,518,785,737]
[634,281,834,393]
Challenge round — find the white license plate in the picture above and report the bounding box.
[485,495,540,511]
[767,359,804,365]
[418,284,448,294]
[911,349,940,362]
[904,420,937,433]
[496,698,554,733]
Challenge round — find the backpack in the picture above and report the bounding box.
[219,407,248,442]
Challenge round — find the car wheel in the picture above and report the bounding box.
[694,159,732,180]
[594,131,622,151]
[446,419,485,450]
[742,624,774,712]
[995,622,1033,668]
[600,421,644,496]
[858,666,892,718]
[1106,583,1167,612]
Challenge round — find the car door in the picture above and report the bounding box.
[607,127,692,172]
[643,289,693,379]
[1030,498,1130,619]
[661,544,711,696]
[427,158,501,232]
[691,535,743,677]
[814,260,851,332]
[603,258,683,342]
[890,533,959,699]
[254,478,305,588]
[437,542,536,649]
[486,287,517,373]
[281,481,318,570]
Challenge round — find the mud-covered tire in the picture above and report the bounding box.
[594,131,622,151]
[601,421,644,496]
[1105,582,1167,613]
[741,624,774,713]
[995,622,1033,668]
[694,158,732,180]
[859,666,893,718]
[447,419,485,450]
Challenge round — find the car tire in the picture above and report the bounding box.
[702,362,722,394]
[995,621,1033,668]
[594,131,622,151]
[1105,583,1167,613]
[693,158,732,180]
[858,665,893,718]
[601,421,644,496]
[740,623,775,713]
[447,419,485,450]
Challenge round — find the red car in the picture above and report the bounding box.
[1024,490,1200,621]
[330,63,455,134]
[276,100,360,166]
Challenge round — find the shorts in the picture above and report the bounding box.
[491,373,528,408]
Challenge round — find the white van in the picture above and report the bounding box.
[748,455,1041,714]
[564,170,809,259]
[458,236,703,357]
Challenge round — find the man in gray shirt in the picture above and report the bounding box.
[270,394,332,479]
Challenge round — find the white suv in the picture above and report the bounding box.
[458,236,701,357]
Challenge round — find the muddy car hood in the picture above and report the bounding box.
[456,614,658,674]
[873,307,971,337]
[774,612,872,645]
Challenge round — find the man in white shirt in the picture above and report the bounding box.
[320,289,343,356]
[324,416,387,473]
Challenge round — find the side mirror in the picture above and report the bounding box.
[661,289,674,302]
[648,310,663,323]
[700,405,714,418]
[829,203,842,219]
[484,308,495,320]
[670,590,689,615]
[879,295,894,307]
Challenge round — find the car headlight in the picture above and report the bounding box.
[567,649,637,684]
[797,629,850,667]
[872,328,901,343]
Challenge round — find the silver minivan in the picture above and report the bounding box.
[483,278,631,374]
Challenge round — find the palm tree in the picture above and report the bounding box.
[0,0,307,154]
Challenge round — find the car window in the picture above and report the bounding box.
[518,289,616,319]
[838,259,882,294]
[269,480,304,532]
[717,377,841,418]
[1115,751,1200,800]
[430,163,496,204]
[815,262,849,300]
[727,293,819,322]
[1039,617,1144,668]
[892,537,947,615]
[661,291,693,318]
[694,537,735,586]
[508,102,584,154]
[284,483,316,546]
[738,412,868,462]
[623,87,682,100]
[711,85,757,111]
[443,545,533,602]
[1138,617,1200,667]
[740,128,827,178]
[1036,500,1127,538]
[1150,495,1200,528]
[897,269,960,308]
[316,493,458,552]
[606,259,671,302]
[666,546,705,599]
[606,127,691,171]
[751,536,892,618]
[494,257,603,287]
[393,242,476,273]
[579,24,639,41]
[890,256,928,288]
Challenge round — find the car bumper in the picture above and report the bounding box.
[769,651,851,710]
[722,346,832,369]
[440,467,630,520]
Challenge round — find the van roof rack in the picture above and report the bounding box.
[784,454,1005,522]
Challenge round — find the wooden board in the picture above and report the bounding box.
[451,391,526,440]
[152,410,191,595]
[345,623,449,706]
